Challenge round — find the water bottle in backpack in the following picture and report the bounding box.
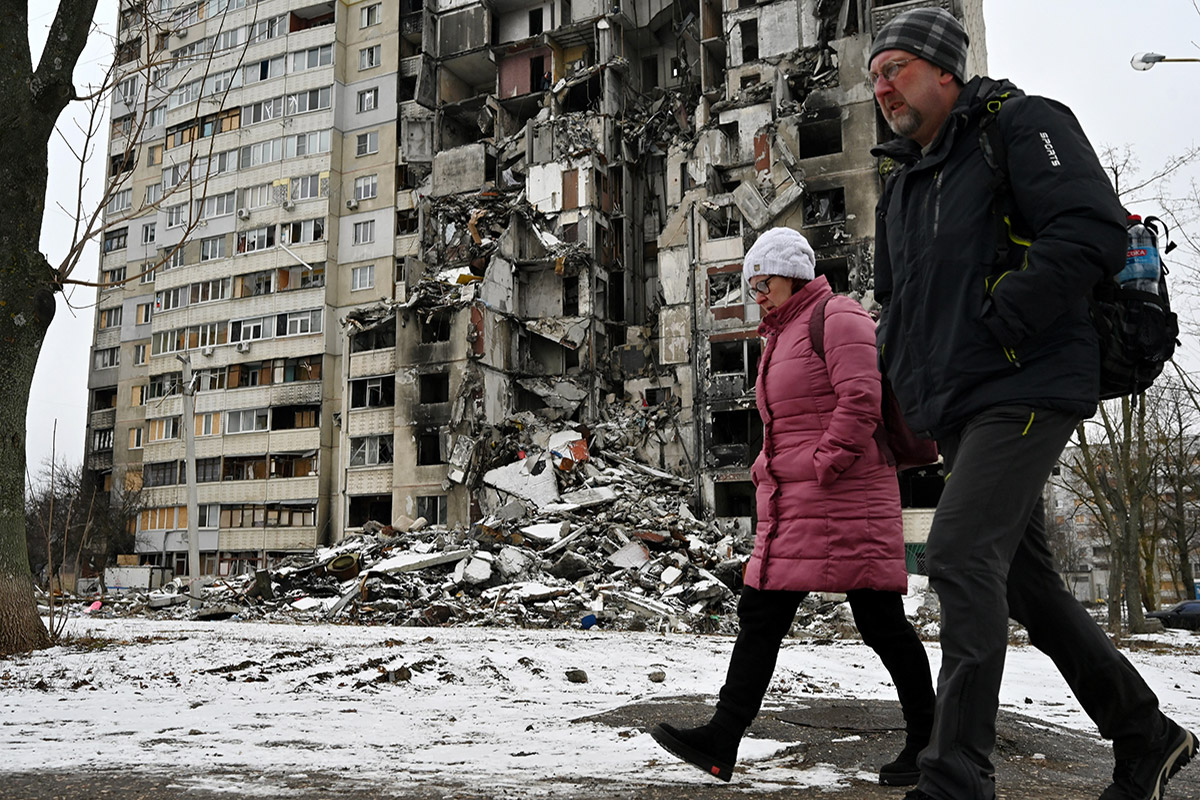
[1115,215,1171,364]
[1118,215,1161,294]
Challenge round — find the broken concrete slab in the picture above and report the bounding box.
[483,458,560,508]
[520,521,569,544]
[369,549,472,574]
[607,541,651,570]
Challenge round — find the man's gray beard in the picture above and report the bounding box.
[889,108,924,139]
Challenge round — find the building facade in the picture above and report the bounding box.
[85,0,983,577]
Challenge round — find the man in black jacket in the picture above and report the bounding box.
[868,8,1195,800]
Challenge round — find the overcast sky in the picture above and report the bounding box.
[25,0,1200,474]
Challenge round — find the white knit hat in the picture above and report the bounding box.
[743,228,816,286]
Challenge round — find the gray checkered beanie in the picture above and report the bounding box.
[870,7,969,84]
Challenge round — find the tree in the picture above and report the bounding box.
[1159,370,1200,599]
[0,0,102,655]
[1,1,259,655]
[25,459,140,591]
[25,457,141,640]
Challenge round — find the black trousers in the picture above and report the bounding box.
[714,584,935,744]
[918,406,1165,800]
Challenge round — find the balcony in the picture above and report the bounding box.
[402,11,423,38]
[91,407,116,431]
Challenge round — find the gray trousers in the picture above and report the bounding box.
[917,405,1165,800]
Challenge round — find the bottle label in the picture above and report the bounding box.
[1119,245,1159,284]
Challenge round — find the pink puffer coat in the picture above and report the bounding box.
[743,276,908,594]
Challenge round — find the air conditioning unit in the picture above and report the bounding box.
[236,208,250,220]
[282,199,295,211]
[176,27,188,39]
[346,198,359,211]
[235,341,251,353]
[201,345,214,356]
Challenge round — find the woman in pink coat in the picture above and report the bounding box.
[652,228,935,786]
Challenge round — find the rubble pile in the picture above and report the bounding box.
[93,423,756,634]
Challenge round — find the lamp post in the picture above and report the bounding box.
[1131,52,1200,70]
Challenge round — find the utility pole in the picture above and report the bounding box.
[176,354,201,609]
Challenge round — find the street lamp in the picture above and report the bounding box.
[1131,51,1200,70]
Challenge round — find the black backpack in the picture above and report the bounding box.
[977,94,1179,401]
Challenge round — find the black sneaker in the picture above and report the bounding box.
[1099,720,1196,800]
[650,722,737,782]
[902,789,936,800]
[880,737,926,786]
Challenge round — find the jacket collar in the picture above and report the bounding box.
[870,76,1024,167]
[758,275,832,336]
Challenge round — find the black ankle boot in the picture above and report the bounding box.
[651,720,741,782]
[879,736,927,786]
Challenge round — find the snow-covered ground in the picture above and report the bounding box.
[2,603,1197,797]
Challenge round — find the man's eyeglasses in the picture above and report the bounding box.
[866,58,917,88]
[749,276,776,296]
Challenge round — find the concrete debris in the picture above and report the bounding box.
[76,423,776,634]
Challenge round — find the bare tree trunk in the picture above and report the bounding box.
[0,0,100,656]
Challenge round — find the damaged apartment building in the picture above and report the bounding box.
[85,0,984,577]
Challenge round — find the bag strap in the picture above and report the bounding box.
[808,292,893,460]
[807,293,834,362]
[977,93,1026,268]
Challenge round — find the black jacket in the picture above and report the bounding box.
[872,77,1125,439]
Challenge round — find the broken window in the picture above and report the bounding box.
[271,452,317,478]
[348,494,392,528]
[679,162,693,192]
[350,435,394,467]
[798,108,843,158]
[397,209,419,234]
[350,318,396,352]
[706,205,741,240]
[708,271,743,308]
[642,56,657,89]
[349,375,395,409]
[711,339,761,384]
[224,455,269,481]
[816,257,850,294]
[644,387,673,406]
[714,481,756,518]
[803,188,847,226]
[271,405,320,430]
[530,55,547,92]
[528,8,543,35]
[719,120,739,161]
[562,278,579,316]
[740,19,758,62]
[109,150,134,177]
[416,495,447,526]
[419,373,450,404]
[420,310,452,342]
[711,410,761,446]
[417,429,444,465]
[227,361,268,389]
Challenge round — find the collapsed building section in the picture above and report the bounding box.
[85,0,987,581]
